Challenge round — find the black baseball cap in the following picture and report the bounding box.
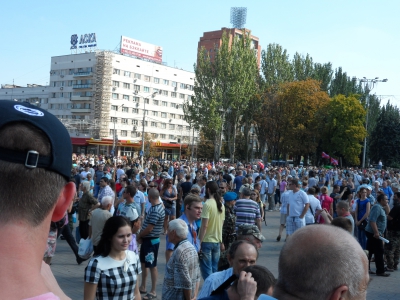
[0,101,72,181]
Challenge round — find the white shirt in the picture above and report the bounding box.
[260,179,268,194]
[197,268,233,299]
[288,190,309,217]
[305,195,322,224]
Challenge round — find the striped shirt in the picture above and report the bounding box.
[234,199,261,227]
[141,203,165,238]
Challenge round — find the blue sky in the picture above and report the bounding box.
[1,0,399,105]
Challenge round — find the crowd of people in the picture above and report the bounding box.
[0,100,398,299]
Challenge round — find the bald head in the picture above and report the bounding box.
[274,225,368,300]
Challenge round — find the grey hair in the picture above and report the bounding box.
[168,219,188,239]
[101,196,112,207]
[274,226,366,300]
[82,181,90,191]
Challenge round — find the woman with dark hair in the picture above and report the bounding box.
[161,178,178,234]
[84,216,141,299]
[198,181,225,280]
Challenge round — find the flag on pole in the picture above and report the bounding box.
[322,152,330,159]
[330,157,338,165]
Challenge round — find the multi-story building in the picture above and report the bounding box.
[197,27,261,67]
[0,51,197,160]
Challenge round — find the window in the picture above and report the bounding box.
[123,95,129,100]
[178,104,183,109]
[179,115,184,120]
[178,125,183,131]
[132,119,138,125]
[124,71,131,77]
[110,117,117,123]
[162,90,168,96]
[161,112,167,118]
[162,101,168,107]
[180,83,186,89]
[142,121,148,126]
[152,111,158,117]
[153,88,159,94]
[187,95,192,100]
[180,93,185,99]
[110,129,115,135]
[123,83,130,89]
[133,96,139,102]
[113,69,120,75]
[186,126,190,131]
[170,113,176,119]
[172,81,177,87]
[163,79,169,85]
[153,99,159,106]
[169,124,175,130]
[132,108,139,114]
[131,131,136,137]
[112,81,119,87]
[122,107,129,112]
[121,130,127,137]
[134,85,140,91]
[134,73,141,79]
[111,105,118,111]
[151,122,157,127]
[144,98,149,104]
[170,103,176,108]
[154,77,160,84]
[169,135,175,139]
[112,93,118,99]
[143,86,150,93]
[58,104,63,109]
[69,69,74,75]
[161,123,166,129]
[171,92,177,98]
[122,118,128,124]
[68,80,73,86]
[144,75,150,82]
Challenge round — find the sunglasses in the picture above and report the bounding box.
[149,185,156,188]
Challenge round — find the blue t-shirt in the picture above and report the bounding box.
[233,176,244,192]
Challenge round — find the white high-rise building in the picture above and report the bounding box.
[0,51,197,160]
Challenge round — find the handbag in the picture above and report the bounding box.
[163,200,173,209]
[78,238,93,259]
[358,219,368,230]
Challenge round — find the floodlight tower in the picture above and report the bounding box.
[230,7,247,29]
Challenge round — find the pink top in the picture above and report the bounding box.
[280,181,287,192]
[24,293,60,300]
[318,194,333,224]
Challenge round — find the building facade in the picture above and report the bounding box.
[197,27,261,67]
[0,51,197,160]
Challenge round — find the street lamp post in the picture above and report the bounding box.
[136,91,158,168]
[352,77,388,169]
[112,104,124,157]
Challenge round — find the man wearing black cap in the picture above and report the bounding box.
[0,101,75,299]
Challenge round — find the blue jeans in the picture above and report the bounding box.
[200,242,220,280]
[94,184,100,198]
[358,228,367,250]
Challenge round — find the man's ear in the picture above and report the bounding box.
[51,182,76,221]
[329,285,349,300]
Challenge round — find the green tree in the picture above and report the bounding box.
[312,62,333,92]
[322,94,367,165]
[292,52,314,81]
[186,30,258,161]
[261,44,294,91]
[369,101,400,167]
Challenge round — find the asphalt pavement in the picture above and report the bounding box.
[52,211,399,299]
